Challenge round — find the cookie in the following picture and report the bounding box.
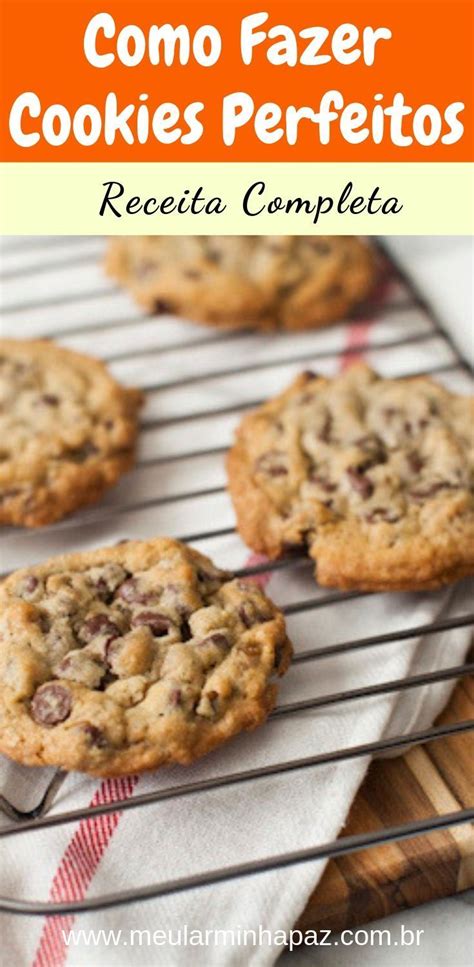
[0,339,143,527]
[227,365,474,591]
[106,236,377,331]
[0,538,291,776]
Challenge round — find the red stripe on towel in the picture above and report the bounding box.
[340,320,373,370]
[241,552,273,590]
[32,775,138,967]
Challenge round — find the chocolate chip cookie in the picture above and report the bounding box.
[0,340,143,527]
[227,365,474,591]
[106,236,377,331]
[0,538,291,775]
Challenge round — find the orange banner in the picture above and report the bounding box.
[0,0,472,161]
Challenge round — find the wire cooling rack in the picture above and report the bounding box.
[0,236,473,917]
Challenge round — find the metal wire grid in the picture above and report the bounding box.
[0,237,473,916]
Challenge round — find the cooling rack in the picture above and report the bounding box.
[0,236,473,917]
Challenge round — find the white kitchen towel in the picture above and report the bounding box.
[383,237,474,365]
[0,237,472,967]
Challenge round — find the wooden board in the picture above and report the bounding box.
[296,674,474,933]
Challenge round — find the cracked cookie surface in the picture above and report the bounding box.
[0,339,143,527]
[227,365,474,591]
[106,236,377,331]
[0,538,291,775]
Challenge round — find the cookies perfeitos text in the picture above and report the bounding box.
[7,10,466,150]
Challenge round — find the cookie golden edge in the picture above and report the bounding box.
[105,237,379,332]
[0,339,144,528]
[227,369,474,592]
[0,538,292,777]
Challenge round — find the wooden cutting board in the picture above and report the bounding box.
[296,674,474,933]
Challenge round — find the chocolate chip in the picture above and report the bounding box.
[405,417,430,434]
[38,613,51,633]
[39,394,59,406]
[117,578,151,604]
[255,451,288,477]
[81,724,108,748]
[137,259,157,280]
[355,435,387,469]
[154,300,174,315]
[18,574,38,598]
[169,688,182,707]
[169,587,193,619]
[298,391,315,405]
[131,611,172,636]
[95,579,114,604]
[104,636,120,669]
[356,434,380,452]
[239,603,254,627]
[365,507,401,523]
[0,487,21,503]
[31,684,72,726]
[308,240,331,255]
[197,633,230,650]
[81,614,121,643]
[53,654,73,674]
[358,455,386,473]
[409,482,452,501]
[261,465,288,478]
[407,452,424,474]
[238,602,270,628]
[346,467,374,499]
[68,442,99,463]
[180,619,192,642]
[310,472,337,493]
[318,413,333,444]
[207,250,221,264]
[300,370,318,381]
